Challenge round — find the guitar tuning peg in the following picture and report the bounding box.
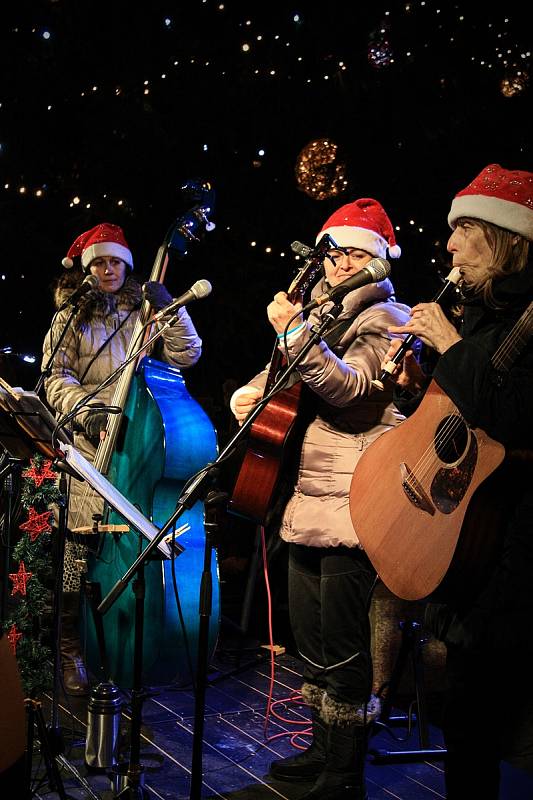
[205,221,216,232]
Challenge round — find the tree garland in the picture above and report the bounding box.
[5,453,61,695]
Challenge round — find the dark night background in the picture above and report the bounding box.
[1,0,531,535]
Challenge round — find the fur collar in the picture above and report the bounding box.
[54,274,142,326]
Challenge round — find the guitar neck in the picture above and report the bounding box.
[492,300,533,372]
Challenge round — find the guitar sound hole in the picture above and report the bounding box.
[434,415,469,465]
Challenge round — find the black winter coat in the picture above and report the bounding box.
[424,262,533,653]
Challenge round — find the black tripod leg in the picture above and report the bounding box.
[31,700,69,800]
[410,625,430,749]
[83,579,110,679]
[379,620,413,723]
[115,559,147,799]
[190,490,226,800]
[370,620,446,764]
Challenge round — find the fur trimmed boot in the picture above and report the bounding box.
[269,683,327,782]
[298,692,379,800]
[300,722,369,800]
[60,592,89,696]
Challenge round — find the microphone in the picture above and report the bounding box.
[291,241,314,258]
[59,274,99,310]
[302,258,391,312]
[152,279,212,321]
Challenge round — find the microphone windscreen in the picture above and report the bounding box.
[191,279,212,300]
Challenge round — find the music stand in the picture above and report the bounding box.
[0,379,185,799]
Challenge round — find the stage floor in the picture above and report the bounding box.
[27,650,533,799]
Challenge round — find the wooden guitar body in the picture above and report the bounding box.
[229,383,301,524]
[349,380,505,600]
[228,239,330,524]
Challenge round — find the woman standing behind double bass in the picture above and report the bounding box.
[42,223,202,695]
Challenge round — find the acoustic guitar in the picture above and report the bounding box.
[229,240,330,524]
[349,299,533,601]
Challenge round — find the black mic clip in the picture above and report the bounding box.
[291,233,338,262]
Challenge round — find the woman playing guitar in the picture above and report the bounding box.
[381,164,533,800]
[230,198,411,799]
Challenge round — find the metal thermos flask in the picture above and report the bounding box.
[84,681,122,770]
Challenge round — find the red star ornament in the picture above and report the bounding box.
[19,507,53,541]
[22,458,57,488]
[7,623,23,655]
[9,560,33,596]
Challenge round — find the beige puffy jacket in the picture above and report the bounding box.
[244,277,411,547]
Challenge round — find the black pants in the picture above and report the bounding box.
[288,543,376,706]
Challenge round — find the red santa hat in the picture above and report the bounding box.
[62,223,133,271]
[317,197,401,259]
[448,164,533,241]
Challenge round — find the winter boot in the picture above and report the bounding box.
[298,692,379,800]
[300,722,369,800]
[269,683,327,782]
[269,711,328,782]
[60,591,89,696]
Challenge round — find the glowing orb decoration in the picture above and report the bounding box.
[368,32,394,69]
[500,69,529,98]
[295,138,348,200]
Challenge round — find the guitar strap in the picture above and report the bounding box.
[322,312,360,353]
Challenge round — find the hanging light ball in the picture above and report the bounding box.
[368,30,394,69]
[295,138,348,201]
[500,68,528,98]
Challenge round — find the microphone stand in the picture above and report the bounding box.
[34,304,82,396]
[96,303,345,800]
[54,314,181,439]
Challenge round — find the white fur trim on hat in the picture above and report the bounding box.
[81,242,133,269]
[318,226,388,258]
[448,195,533,241]
[318,226,401,258]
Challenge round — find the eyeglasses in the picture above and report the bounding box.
[326,248,366,264]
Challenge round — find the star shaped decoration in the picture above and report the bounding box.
[22,458,57,488]
[19,506,53,541]
[9,560,33,597]
[6,623,23,655]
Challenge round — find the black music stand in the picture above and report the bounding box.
[0,380,102,800]
[96,303,345,800]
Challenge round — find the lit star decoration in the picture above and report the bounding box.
[9,561,33,596]
[7,623,23,655]
[19,507,53,541]
[22,458,57,487]
[295,139,348,201]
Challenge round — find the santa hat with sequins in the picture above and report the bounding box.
[62,223,134,271]
[317,197,401,259]
[448,164,533,241]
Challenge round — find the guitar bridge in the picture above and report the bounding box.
[400,463,435,515]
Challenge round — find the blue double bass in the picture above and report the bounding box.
[83,184,219,688]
